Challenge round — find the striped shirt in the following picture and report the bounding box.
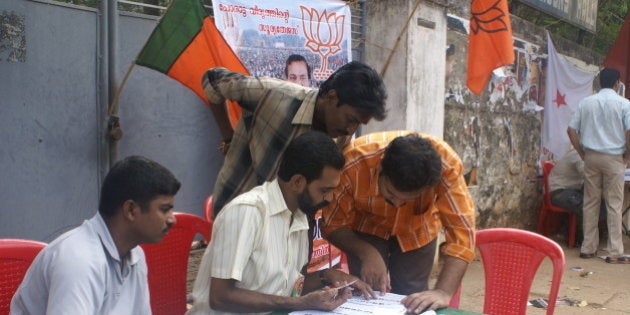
[204,68,350,213]
[321,131,476,262]
[187,180,309,315]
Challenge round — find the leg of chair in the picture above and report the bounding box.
[449,284,462,309]
[537,206,547,234]
[568,213,577,248]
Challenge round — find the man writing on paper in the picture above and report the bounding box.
[322,131,476,313]
[188,132,374,315]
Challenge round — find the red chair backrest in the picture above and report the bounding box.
[141,212,212,315]
[0,239,46,315]
[541,161,556,207]
[204,195,213,222]
[477,228,565,315]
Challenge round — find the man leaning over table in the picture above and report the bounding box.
[321,130,476,313]
[205,61,387,216]
[187,131,374,315]
[11,156,181,314]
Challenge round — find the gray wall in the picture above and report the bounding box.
[0,0,221,241]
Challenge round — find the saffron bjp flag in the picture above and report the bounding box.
[135,0,249,127]
[466,0,514,94]
[604,11,630,99]
[542,32,595,159]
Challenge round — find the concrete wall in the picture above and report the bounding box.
[362,0,602,230]
[362,0,448,138]
[444,13,601,229]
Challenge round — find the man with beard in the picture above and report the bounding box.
[11,156,180,314]
[321,131,476,314]
[188,131,374,315]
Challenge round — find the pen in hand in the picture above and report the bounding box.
[330,279,357,300]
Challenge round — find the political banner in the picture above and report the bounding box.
[212,0,352,87]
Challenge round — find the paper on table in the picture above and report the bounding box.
[289,292,437,315]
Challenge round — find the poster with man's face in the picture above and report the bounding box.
[212,0,352,88]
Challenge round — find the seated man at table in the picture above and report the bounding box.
[549,148,606,244]
[321,131,476,313]
[187,131,373,315]
[11,156,181,314]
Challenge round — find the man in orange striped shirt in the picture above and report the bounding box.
[321,130,476,313]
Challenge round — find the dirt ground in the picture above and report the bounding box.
[450,234,630,315]
[187,234,630,314]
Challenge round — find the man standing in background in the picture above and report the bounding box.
[568,67,630,263]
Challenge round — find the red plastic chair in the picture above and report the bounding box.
[450,228,565,315]
[0,239,46,315]
[141,212,212,315]
[204,195,213,222]
[537,160,578,247]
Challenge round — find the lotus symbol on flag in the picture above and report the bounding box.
[300,6,346,81]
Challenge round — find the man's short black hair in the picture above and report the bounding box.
[381,134,442,192]
[318,61,387,121]
[284,54,312,79]
[277,131,345,183]
[99,156,181,217]
[600,67,620,89]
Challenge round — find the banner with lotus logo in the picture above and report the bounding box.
[211,0,352,88]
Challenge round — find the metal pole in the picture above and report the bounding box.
[98,0,110,184]
[107,0,119,168]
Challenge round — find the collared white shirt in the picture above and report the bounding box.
[10,213,151,315]
[569,88,630,155]
[187,180,310,315]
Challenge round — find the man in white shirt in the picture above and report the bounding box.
[568,67,630,263]
[11,156,181,314]
[188,131,373,315]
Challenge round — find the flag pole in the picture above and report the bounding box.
[379,0,422,77]
[105,62,135,146]
[108,62,136,117]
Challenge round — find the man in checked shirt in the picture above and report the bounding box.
[321,130,476,313]
[204,61,387,217]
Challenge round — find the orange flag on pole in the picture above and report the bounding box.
[466,0,514,94]
[136,0,248,127]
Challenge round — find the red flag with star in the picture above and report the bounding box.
[553,90,567,107]
[466,0,514,94]
[542,32,595,159]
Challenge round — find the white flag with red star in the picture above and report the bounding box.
[542,32,595,159]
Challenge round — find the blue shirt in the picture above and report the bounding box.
[569,88,630,155]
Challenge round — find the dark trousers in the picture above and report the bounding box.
[550,189,583,215]
[346,231,437,295]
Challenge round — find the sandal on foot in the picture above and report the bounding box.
[605,256,630,264]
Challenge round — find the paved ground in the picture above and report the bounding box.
[450,234,630,314]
